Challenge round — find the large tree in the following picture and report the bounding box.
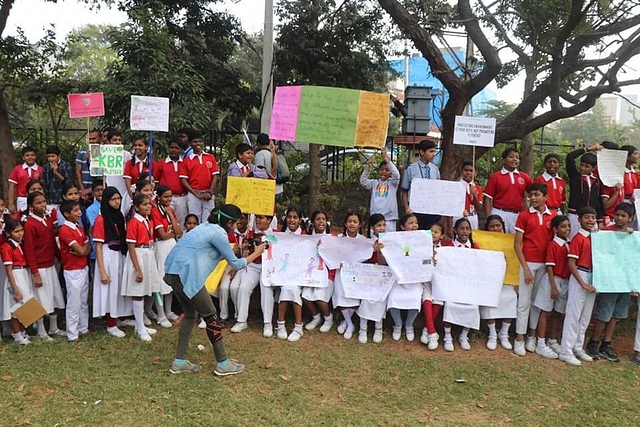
[378,0,640,178]
[275,0,396,212]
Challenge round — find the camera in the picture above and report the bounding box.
[247,234,269,250]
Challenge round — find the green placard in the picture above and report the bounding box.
[98,145,125,176]
[296,86,360,147]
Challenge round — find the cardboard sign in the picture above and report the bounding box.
[453,115,496,147]
[225,177,276,215]
[270,86,389,148]
[473,230,519,285]
[68,93,105,118]
[130,95,170,132]
[11,297,46,328]
[90,145,124,176]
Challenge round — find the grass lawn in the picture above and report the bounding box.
[1,317,639,427]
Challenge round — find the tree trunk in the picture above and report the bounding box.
[0,91,14,198]
[308,143,320,213]
[520,130,534,175]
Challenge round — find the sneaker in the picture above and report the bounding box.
[166,312,179,322]
[287,329,303,342]
[373,329,383,343]
[405,327,415,342]
[548,341,562,354]
[586,340,601,360]
[263,323,273,338]
[559,354,582,366]
[444,337,454,352]
[14,334,31,345]
[145,327,157,335]
[344,327,354,340]
[107,326,126,338]
[143,314,152,327]
[392,326,402,341]
[486,336,497,351]
[427,333,439,351]
[277,327,288,340]
[214,359,245,376]
[337,320,347,335]
[305,316,322,331]
[599,343,620,362]
[420,328,429,345]
[170,360,201,374]
[37,333,54,342]
[158,319,173,329]
[358,330,367,344]
[49,329,67,337]
[499,334,512,350]
[198,319,206,329]
[513,340,526,357]
[535,345,559,359]
[230,322,248,333]
[137,330,152,342]
[319,319,333,333]
[146,310,158,321]
[630,355,640,366]
[459,337,471,351]
[525,336,536,353]
[574,349,593,362]
[117,319,136,328]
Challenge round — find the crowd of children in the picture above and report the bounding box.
[2,134,640,370]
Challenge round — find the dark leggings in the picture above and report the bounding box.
[164,274,227,362]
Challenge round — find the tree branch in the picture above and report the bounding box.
[0,0,15,36]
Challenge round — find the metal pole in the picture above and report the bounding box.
[260,0,274,134]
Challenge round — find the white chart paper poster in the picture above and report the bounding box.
[597,149,626,187]
[409,178,466,217]
[130,95,170,132]
[261,233,328,288]
[340,263,396,301]
[317,235,374,270]
[380,230,433,284]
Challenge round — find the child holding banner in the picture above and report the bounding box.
[478,215,517,351]
[302,210,334,334]
[441,218,480,351]
[386,214,423,342]
[334,211,366,340]
[276,207,306,342]
[356,214,387,344]
[483,148,532,233]
[360,149,400,231]
[533,215,571,358]
[559,207,598,366]
[454,161,483,230]
[513,183,557,357]
[420,223,445,350]
[400,140,441,230]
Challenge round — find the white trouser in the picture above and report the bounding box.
[634,298,640,352]
[216,266,234,320]
[64,267,89,341]
[491,208,518,233]
[187,192,214,224]
[516,262,545,335]
[260,282,279,324]
[229,263,261,323]
[560,270,596,358]
[171,195,189,231]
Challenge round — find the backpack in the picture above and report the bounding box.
[276,154,290,184]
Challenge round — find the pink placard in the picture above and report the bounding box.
[269,86,301,141]
[68,93,105,118]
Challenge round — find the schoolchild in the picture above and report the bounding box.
[123,136,160,200]
[420,222,445,350]
[360,149,400,231]
[400,139,441,230]
[257,214,281,338]
[454,161,483,230]
[534,153,566,214]
[41,145,73,207]
[7,146,42,215]
[184,214,199,232]
[566,143,602,238]
[156,139,189,229]
[180,132,220,223]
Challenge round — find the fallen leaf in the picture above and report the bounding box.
[17,383,25,392]
[503,417,512,423]
[309,362,316,368]
[476,403,485,409]
[60,379,69,388]
[94,400,102,405]
[23,418,31,425]
[2,375,13,381]
[264,362,274,369]
[536,405,545,409]
[82,378,91,385]
[152,356,161,362]
[279,375,289,381]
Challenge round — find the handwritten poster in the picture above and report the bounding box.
[592,231,640,293]
[432,247,505,307]
[68,93,105,118]
[380,230,433,284]
[317,235,374,270]
[634,189,640,226]
[269,86,390,148]
[90,144,124,176]
[453,116,496,147]
[409,179,466,217]
[340,263,396,301]
[597,149,627,186]
[261,233,328,288]
[472,230,519,285]
[225,177,276,215]
[354,91,390,148]
[130,95,170,132]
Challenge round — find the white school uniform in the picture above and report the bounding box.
[154,238,176,295]
[560,269,596,358]
[331,233,366,308]
[92,246,133,318]
[534,275,569,314]
[515,262,546,335]
[302,230,333,303]
[1,248,34,321]
[33,266,65,313]
[386,283,423,311]
[480,285,518,319]
[121,214,163,297]
[441,239,480,329]
[216,228,251,318]
[278,227,304,306]
[229,262,262,323]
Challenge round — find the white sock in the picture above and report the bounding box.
[488,323,497,338]
[277,320,286,330]
[312,313,321,322]
[324,314,333,323]
[164,294,174,318]
[294,323,303,332]
[359,317,368,333]
[132,299,146,333]
[537,337,546,348]
[48,314,59,332]
[500,322,511,336]
[12,332,24,342]
[36,319,47,336]
[374,320,383,330]
[459,329,469,340]
[444,327,452,339]
[341,309,354,330]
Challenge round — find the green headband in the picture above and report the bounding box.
[217,210,239,224]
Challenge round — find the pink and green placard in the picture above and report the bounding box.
[269,86,389,148]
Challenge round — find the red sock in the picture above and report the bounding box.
[423,300,437,334]
[106,314,117,328]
